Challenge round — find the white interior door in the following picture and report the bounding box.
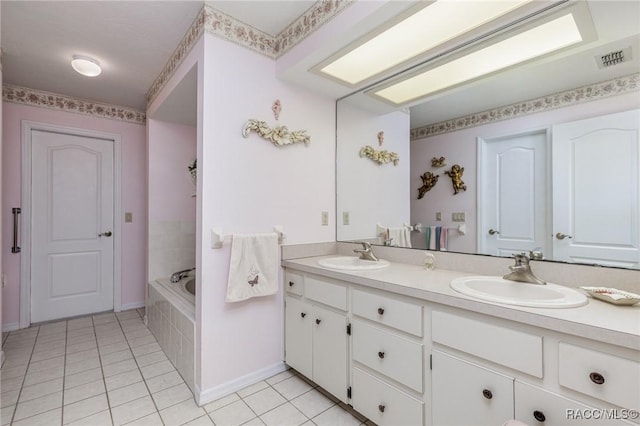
[31,129,115,323]
[552,109,640,268]
[479,131,548,258]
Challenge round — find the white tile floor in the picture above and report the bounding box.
[1,309,370,426]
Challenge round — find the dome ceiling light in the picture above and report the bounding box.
[71,55,102,77]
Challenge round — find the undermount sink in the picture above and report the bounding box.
[318,256,390,271]
[450,276,588,308]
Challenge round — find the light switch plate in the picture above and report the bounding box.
[124,212,133,223]
[436,212,442,221]
[343,212,350,225]
[321,211,329,226]
[452,212,466,222]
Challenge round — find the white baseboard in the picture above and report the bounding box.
[120,301,145,311]
[2,322,20,332]
[195,362,288,406]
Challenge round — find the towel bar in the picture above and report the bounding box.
[210,226,285,249]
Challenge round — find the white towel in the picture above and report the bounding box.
[226,233,278,303]
[429,226,437,250]
[388,226,412,248]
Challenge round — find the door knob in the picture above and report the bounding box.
[488,229,499,235]
[99,231,112,237]
[555,232,572,240]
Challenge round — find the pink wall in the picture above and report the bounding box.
[147,119,197,222]
[2,102,147,327]
[196,33,335,395]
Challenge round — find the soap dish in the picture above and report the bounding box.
[579,287,640,306]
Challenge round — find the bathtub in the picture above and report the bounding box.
[147,276,196,391]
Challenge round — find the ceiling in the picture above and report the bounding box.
[2,1,638,125]
[1,1,318,111]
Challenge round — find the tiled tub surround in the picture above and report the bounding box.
[148,221,196,282]
[147,278,195,393]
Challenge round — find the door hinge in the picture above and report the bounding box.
[347,386,352,399]
[347,323,351,335]
[430,354,433,370]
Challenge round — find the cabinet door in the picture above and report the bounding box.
[515,381,635,425]
[312,305,348,402]
[432,351,514,426]
[285,296,312,378]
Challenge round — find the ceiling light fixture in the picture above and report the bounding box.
[317,0,532,85]
[373,13,584,105]
[71,55,102,77]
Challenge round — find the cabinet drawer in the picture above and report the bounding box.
[352,319,423,392]
[352,289,422,337]
[515,381,635,425]
[352,367,423,426]
[558,342,640,411]
[432,350,514,426]
[305,275,347,311]
[432,311,543,377]
[284,271,303,296]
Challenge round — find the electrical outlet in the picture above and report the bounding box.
[452,212,466,222]
[436,212,442,221]
[321,211,329,226]
[343,211,350,225]
[124,212,133,223]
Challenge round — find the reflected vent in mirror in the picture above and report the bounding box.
[596,47,631,68]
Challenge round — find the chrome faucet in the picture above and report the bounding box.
[354,242,379,262]
[170,267,195,283]
[503,253,546,285]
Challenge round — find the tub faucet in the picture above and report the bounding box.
[503,253,546,285]
[170,268,195,283]
[354,242,379,262]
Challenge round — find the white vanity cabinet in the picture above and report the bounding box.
[282,263,639,426]
[283,272,348,402]
[350,289,425,426]
[431,310,639,426]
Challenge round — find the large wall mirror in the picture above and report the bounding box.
[337,0,640,269]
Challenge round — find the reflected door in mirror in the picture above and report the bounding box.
[552,109,640,269]
[478,131,548,258]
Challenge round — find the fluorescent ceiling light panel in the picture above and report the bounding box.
[374,13,583,105]
[320,0,531,85]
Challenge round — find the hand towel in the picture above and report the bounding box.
[429,226,437,250]
[226,233,278,303]
[388,226,412,248]
[426,226,431,249]
[435,226,442,251]
[440,227,448,251]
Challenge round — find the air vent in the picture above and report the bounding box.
[596,47,632,69]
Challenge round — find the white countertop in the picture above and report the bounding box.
[283,255,640,351]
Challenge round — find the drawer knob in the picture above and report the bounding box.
[482,389,493,399]
[378,351,385,359]
[300,312,306,318]
[315,319,321,325]
[377,307,385,315]
[289,281,295,287]
[378,404,385,413]
[589,372,605,385]
[533,410,546,422]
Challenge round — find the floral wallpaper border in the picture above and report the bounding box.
[3,84,146,125]
[410,73,640,140]
[147,0,353,106]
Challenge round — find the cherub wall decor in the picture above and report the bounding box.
[444,164,467,194]
[417,172,439,199]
